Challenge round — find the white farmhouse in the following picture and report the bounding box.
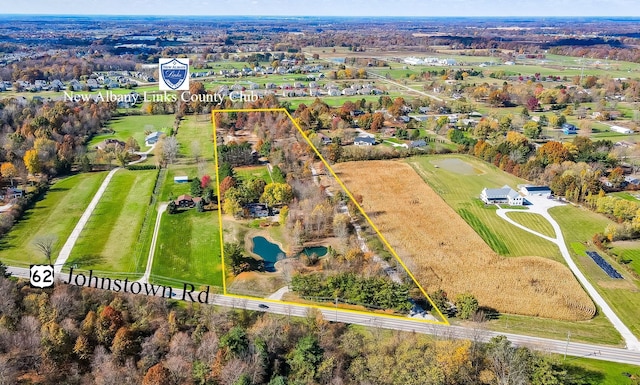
[480,185,523,206]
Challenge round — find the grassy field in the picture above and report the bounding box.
[505,211,556,238]
[610,241,640,276]
[550,205,640,339]
[150,113,222,288]
[88,114,174,149]
[235,165,272,183]
[0,172,107,267]
[569,356,640,385]
[333,159,595,321]
[408,154,563,262]
[150,209,222,288]
[65,169,157,274]
[160,114,216,201]
[485,311,623,346]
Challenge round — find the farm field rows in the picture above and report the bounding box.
[66,169,157,274]
[332,159,595,321]
[0,172,107,266]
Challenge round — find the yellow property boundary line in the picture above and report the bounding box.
[212,108,449,326]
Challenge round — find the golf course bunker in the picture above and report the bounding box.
[433,158,483,175]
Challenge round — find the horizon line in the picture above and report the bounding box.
[1,13,639,19]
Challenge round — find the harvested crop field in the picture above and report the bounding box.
[332,160,595,321]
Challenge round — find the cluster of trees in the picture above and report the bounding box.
[430,290,480,320]
[0,98,113,178]
[4,56,137,83]
[225,242,265,275]
[472,133,613,202]
[218,163,292,219]
[290,272,412,312]
[0,266,624,385]
[585,192,640,242]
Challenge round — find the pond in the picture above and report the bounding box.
[251,236,285,272]
[299,246,328,258]
[251,236,329,272]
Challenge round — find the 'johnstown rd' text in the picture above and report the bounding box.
[63,268,211,303]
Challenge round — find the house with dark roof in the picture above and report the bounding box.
[354,136,376,146]
[480,185,523,206]
[520,185,552,198]
[145,131,163,145]
[562,123,577,135]
[409,139,427,148]
[174,194,202,208]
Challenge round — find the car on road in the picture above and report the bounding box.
[258,303,269,309]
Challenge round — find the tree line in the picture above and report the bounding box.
[0,264,629,385]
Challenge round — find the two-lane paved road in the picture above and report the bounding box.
[6,266,640,365]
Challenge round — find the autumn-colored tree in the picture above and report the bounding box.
[523,121,542,139]
[143,363,171,385]
[97,305,124,346]
[260,183,293,206]
[537,141,570,166]
[0,163,18,186]
[370,112,385,132]
[73,335,92,361]
[125,137,140,152]
[24,149,40,175]
[609,167,625,189]
[218,176,236,199]
[112,326,135,361]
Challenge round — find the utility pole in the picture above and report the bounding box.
[564,330,571,360]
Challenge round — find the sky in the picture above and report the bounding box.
[3,0,640,17]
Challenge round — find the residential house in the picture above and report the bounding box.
[96,139,125,151]
[341,88,356,96]
[175,194,201,208]
[562,123,577,135]
[1,188,24,200]
[317,133,332,145]
[480,185,524,206]
[145,131,163,146]
[246,203,270,218]
[409,139,427,148]
[354,136,376,146]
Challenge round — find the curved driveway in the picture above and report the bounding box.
[496,196,640,351]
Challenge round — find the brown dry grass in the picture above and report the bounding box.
[332,160,596,321]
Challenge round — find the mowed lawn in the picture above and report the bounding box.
[506,211,556,238]
[610,242,640,276]
[150,209,222,288]
[66,169,157,274]
[408,155,563,262]
[88,114,174,149]
[550,205,640,339]
[177,115,215,162]
[151,114,222,288]
[235,165,272,183]
[0,172,107,266]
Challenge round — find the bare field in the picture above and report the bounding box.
[332,160,596,321]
